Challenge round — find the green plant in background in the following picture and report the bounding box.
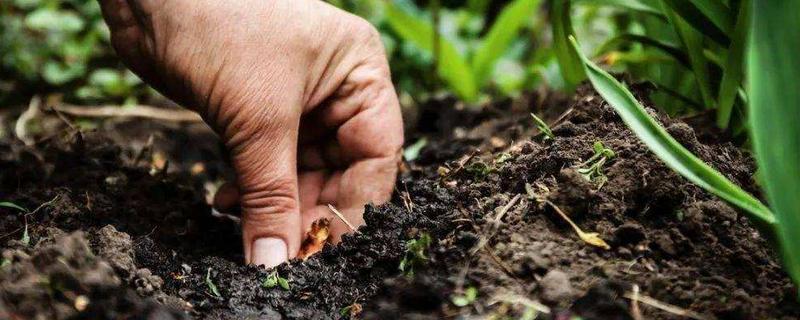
[553,0,753,134]
[0,0,149,105]
[384,0,542,103]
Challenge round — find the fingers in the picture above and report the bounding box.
[97,0,138,30]
[213,182,240,213]
[232,120,302,268]
[322,58,404,240]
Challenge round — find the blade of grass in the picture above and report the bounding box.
[568,36,775,228]
[748,1,800,288]
[574,0,664,17]
[0,202,27,212]
[715,0,748,129]
[551,0,585,92]
[661,3,715,109]
[472,0,541,86]
[384,2,479,102]
[660,0,732,45]
[594,33,690,68]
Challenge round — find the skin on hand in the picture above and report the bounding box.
[98,0,403,267]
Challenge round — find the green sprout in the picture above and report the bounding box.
[451,286,478,307]
[205,268,221,297]
[577,141,616,187]
[403,137,428,162]
[339,303,362,318]
[0,202,27,212]
[1,201,30,246]
[262,271,290,290]
[531,113,555,140]
[399,233,432,277]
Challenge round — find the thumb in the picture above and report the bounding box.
[230,123,302,268]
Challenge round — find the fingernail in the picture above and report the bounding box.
[251,237,287,268]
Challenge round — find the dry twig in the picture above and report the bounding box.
[623,291,709,320]
[53,104,202,122]
[327,204,357,232]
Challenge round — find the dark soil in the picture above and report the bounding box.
[1,85,798,319]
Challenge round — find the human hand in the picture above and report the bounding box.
[98,0,403,267]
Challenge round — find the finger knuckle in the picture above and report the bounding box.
[239,178,298,216]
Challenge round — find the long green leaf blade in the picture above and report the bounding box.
[716,0,748,129]
[551,0,585,92]
[748,1,800,287]
[661,3,716,109]
[0,202,27,212]
[472,0,541,86]
[594,33,690,68]
[568,36,775,228]
[661,0,732,45]
[574,0,663,16]
[384,2,479,102]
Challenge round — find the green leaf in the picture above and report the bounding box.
[384,2,479,102]
[21,223,30,246]
[594,33,690,68]
[25,8,85,33]
[262,274,278,288]
[403,137,428,161]
[661,3,715,109]
[568,36,775,229]
[574,0,664,17]
[277,277,290,290]
[0,202,27,212]
[471,0,540,85]
[551,0,585,92]
[42,61,85,85]
[748,0,800,289]
[715,0,749,129]
[531,113,554,140]
[660,0,732,45]
[205,268,221,297]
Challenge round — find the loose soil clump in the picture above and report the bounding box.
[0,86,798,319]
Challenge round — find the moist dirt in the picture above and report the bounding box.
[0,86,798,319]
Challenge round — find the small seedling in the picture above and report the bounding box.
[403,137,428,162]
[339,303,363,318]
[399,233,432,277]
[205,268,221,297]
[531,113,555,140]
[1,200,34,246]
[451,286,478,307]
[262,271,290,290]
[577,141,616,187]
[21,223,30,246]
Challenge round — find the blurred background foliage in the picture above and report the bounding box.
[0,0,151,106]
[0,0,749,135]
